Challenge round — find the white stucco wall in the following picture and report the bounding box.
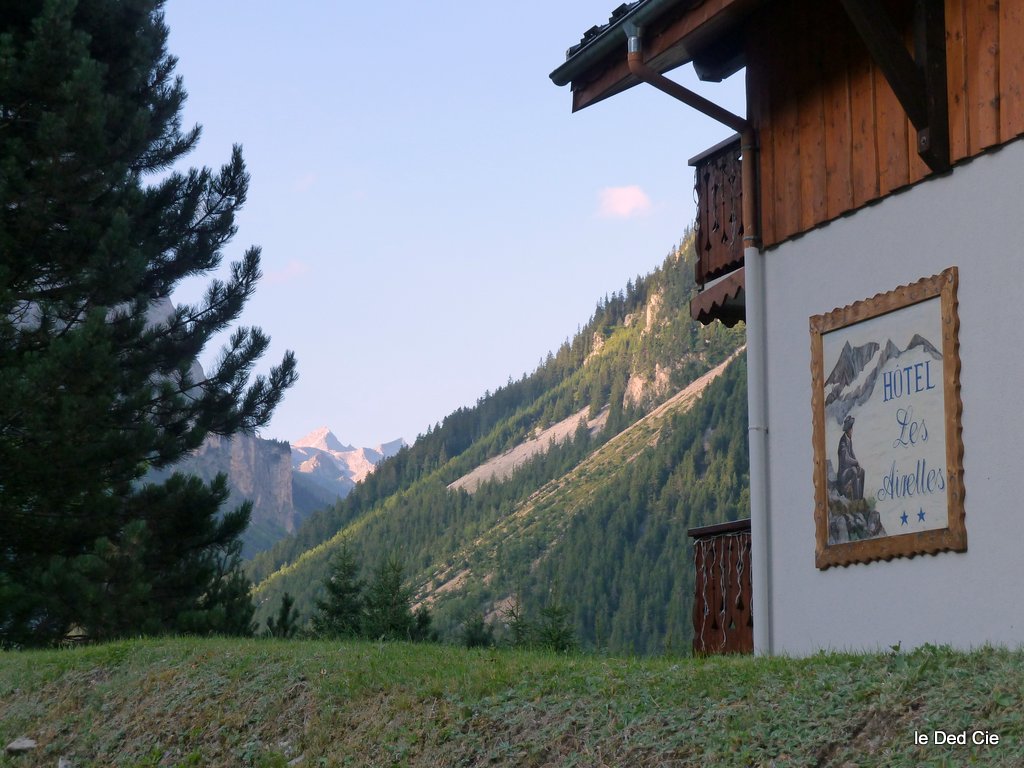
[761,137,1024,655]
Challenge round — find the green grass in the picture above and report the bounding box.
[2,638,1022,766]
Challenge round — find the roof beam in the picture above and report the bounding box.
[839,0,949,171]
[913,0,949,171]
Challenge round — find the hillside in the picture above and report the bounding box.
[422,349,746,650]
[247,234,748,653]
[2,638,1023,767]
[448,405,608,493]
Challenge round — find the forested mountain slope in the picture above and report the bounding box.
[248,234,749,654]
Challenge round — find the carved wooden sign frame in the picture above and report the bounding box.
[809,268,965,569]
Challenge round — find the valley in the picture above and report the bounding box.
[243,235,750,654]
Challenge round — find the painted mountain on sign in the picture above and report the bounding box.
[824,335,942,426]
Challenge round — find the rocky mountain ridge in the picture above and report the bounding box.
[168,427,404,557]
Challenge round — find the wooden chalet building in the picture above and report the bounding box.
[552,0,1024,655]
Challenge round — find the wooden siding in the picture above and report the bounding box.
[749,0,1024,248]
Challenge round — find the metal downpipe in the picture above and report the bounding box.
[741,130,771,656]
[626,29,773,654]
[744,247,772,656]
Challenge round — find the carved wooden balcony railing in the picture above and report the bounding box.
[688,518,752,655]
[691,135,744,287]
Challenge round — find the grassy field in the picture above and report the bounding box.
[1,638,1021,767]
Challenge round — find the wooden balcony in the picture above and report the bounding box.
[691,135,744,287]
[688,518,752,655]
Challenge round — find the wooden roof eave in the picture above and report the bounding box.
[571,44,691,113]
[564,0,768,113]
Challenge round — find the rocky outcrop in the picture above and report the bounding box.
[159,428,405,557]
[643,290,663,335]
[448,406,608,494]
[623,362,673,410]
[584,331,605,364]
[171,433,296,557]
[218,434,293,525]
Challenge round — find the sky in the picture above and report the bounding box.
[163,1,745,449]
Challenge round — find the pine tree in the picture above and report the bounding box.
[0,0,296,646]
[265,592,300,639]
[459,613,495,649]
[411,605,435,643]
[311,544,365,638]
[362,556,416,641]
[534,600,578,653]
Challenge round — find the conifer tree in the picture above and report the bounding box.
[311,544,365,638]
[363,556,418,641]
[459,613,495,649]
[534,601,578,653]
[0,0,296,646]
[265,592,301,639]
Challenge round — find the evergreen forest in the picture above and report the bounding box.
[250,239,749,655]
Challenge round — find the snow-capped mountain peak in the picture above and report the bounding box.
[290,428,407,500]
[293,426,353,453]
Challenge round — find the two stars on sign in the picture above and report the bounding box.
[900,509,926,526]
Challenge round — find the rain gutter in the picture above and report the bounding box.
[549,0,692,87]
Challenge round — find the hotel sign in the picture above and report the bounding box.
[809,268,966,569]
